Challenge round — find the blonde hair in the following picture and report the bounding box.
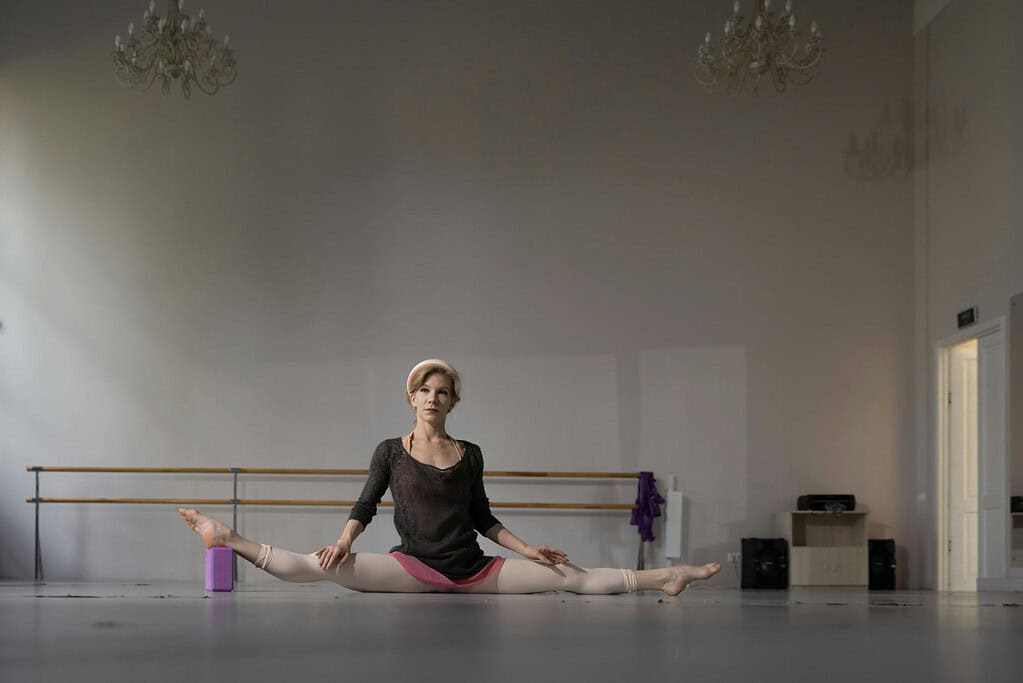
[406,359,462,410]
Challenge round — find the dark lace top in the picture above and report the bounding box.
[348,438,502,580]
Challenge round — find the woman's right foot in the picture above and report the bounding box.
[178,508,234,548]
[662,562,721,596]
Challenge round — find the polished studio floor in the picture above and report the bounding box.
[2,580,1022,682]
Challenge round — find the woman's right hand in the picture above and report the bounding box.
[314,539,351,571]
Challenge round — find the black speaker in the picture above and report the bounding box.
[797,494,856,512]
[1011,496,1023,514]
[741,538,789,589]
[869,539,896,590]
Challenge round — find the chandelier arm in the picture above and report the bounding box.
[775,37,821,72]
[773,65,787,93]
[786,48,821,84]
[114,56,156,88]
[123,31,174,88]
[733,58,750,96]
[728,22,753,54]
[194,80,219,96]
[695,55,726,91]
[192,60,225,95]
[181,34,211,89]
[792,45,824,71]
[114,31,157,82]
[116,44,164,89]
[140,73,164,93]
[772,39,801,69]
[720,36,749,83]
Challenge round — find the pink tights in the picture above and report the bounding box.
[253,544,638,594]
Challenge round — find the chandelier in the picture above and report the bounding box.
[113,0,237,98]
[696,0,823,95]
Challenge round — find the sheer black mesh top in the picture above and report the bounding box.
[348,438,502,580]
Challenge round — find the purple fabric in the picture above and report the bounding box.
[629,471,665,542]
[205,546,234,592]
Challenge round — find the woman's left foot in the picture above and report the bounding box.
[662,563,721,596]
[178,508,234,549]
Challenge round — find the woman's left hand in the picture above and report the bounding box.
[522,544,568,565]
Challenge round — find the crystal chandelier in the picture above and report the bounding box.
[112,0,237,98]
[696,0,823,95]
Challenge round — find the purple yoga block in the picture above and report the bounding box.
[205,546,234,592]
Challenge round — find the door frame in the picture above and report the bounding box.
[935,316,1007,591]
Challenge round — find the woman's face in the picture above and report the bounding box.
[410,371,455,424]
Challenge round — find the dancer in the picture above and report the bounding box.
[180,359,720,595]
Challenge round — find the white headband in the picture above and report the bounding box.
[406,359,462,397]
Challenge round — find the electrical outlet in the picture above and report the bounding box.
[727,552,741,564]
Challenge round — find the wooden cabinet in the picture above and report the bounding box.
[775,511,868,586]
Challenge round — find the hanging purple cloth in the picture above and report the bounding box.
[629,471,665,542]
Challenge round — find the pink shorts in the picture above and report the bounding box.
[389,551,506,589]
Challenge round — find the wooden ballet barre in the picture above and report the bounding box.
[26,498,636,511]
[27,465,647,581]
[487,471,637,479]
[26,467,241,474]
[26,466,639,479]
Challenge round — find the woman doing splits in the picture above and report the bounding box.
[179,359,721,595]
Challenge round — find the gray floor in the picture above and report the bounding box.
[2,580,1022,682]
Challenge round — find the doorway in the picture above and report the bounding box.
[935,318,1008,592]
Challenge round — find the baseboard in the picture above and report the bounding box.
[977,577,1023,592]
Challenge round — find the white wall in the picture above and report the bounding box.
[1,1,916,585]
[913,0,1023,588]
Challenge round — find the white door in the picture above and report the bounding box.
[978,330,1008,580]
[948,341,978,591]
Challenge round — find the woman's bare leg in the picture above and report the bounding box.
[460,559,721,595]
[178,508,432,592]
